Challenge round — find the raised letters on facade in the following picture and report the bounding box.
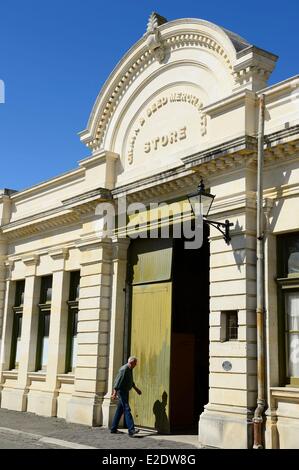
[127,91,203,165]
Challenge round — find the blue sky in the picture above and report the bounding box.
[0,0,298,191]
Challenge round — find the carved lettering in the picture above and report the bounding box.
[152,137,160,150]
[179,126,187,140]
[144,142,151,153]
[169,131,178,144]
[146,96,168,118]
[128,90,203,164]
[161,135,168,146]
[143,127,188,154]
[128,151,134,164]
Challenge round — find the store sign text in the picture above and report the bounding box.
[144,127,187,154]
[127,91,202,164]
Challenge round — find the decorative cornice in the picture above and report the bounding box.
[111,136,255,201]
[111,128,299,205]
[264,124,299,147]
[2,128,298,242]
[61,187,112,207]
[247,126,299,168]
[1,187,112,240]
[233,46,278,92]
[183,135,257,169]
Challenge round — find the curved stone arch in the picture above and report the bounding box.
[79,18,251,153]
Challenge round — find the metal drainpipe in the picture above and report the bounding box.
[253,94,266,449]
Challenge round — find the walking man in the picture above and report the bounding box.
[110,356,142,436]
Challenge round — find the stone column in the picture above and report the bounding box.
[0,254,8,363]
[102,238,130,427]
[66,238,112,426]
[27,249,70,416]
[0,193,11,358]
[0,262,16,391]
[14,256,40,411]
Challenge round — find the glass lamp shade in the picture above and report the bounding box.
[188,182,215,218]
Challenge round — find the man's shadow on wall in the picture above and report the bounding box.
[153,391,170,434]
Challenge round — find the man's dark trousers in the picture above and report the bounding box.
[111,390,134,433]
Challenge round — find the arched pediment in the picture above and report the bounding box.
[79,15,277,185]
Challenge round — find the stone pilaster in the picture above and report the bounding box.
[0,193,11,352]
[13,256,40,411]
[102,238,130,427]
[0,262,16,390]
[199,197,257,449]
[66,238,112,426]
[0,254,7,357]
[26,249,70,417]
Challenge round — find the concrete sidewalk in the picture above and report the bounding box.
[0,408,201,449]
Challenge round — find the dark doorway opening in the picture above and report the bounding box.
[127,225,210,434]
[170,226,210,432]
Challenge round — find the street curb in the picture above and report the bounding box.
[0,427,97,449]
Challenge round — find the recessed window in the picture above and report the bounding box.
[40,275,52,304]
[69,270,80,301]
[277,232,299,386]
[66,271,80,373]
[15,279,25,306]
[285,292,299,379]
[36,276,53,371]
[227,311,238,340]
[10,280,25,370]
[278,233,299,277]
[221,311,238,341]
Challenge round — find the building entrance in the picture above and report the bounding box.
[127,231,209,433]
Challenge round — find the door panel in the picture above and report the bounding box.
[130,282,172,432]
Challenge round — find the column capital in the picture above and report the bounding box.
[4,259,14,280]
[49,247,69,271]
[111,237,130,261]
[49,247,69,261]
[23,254,40,277]
[76,236,112,252]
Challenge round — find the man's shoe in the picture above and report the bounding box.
[110,429,118,434]
[129,429,140,437]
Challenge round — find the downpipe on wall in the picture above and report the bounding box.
[253,94,266,449]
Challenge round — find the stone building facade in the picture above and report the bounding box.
[0,14,299,448]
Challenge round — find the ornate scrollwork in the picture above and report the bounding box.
[145,12,167,64]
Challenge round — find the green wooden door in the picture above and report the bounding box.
[129,239,173,432]
[130,282,172,432]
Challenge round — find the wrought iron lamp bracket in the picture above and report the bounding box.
[204,218,234,245]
